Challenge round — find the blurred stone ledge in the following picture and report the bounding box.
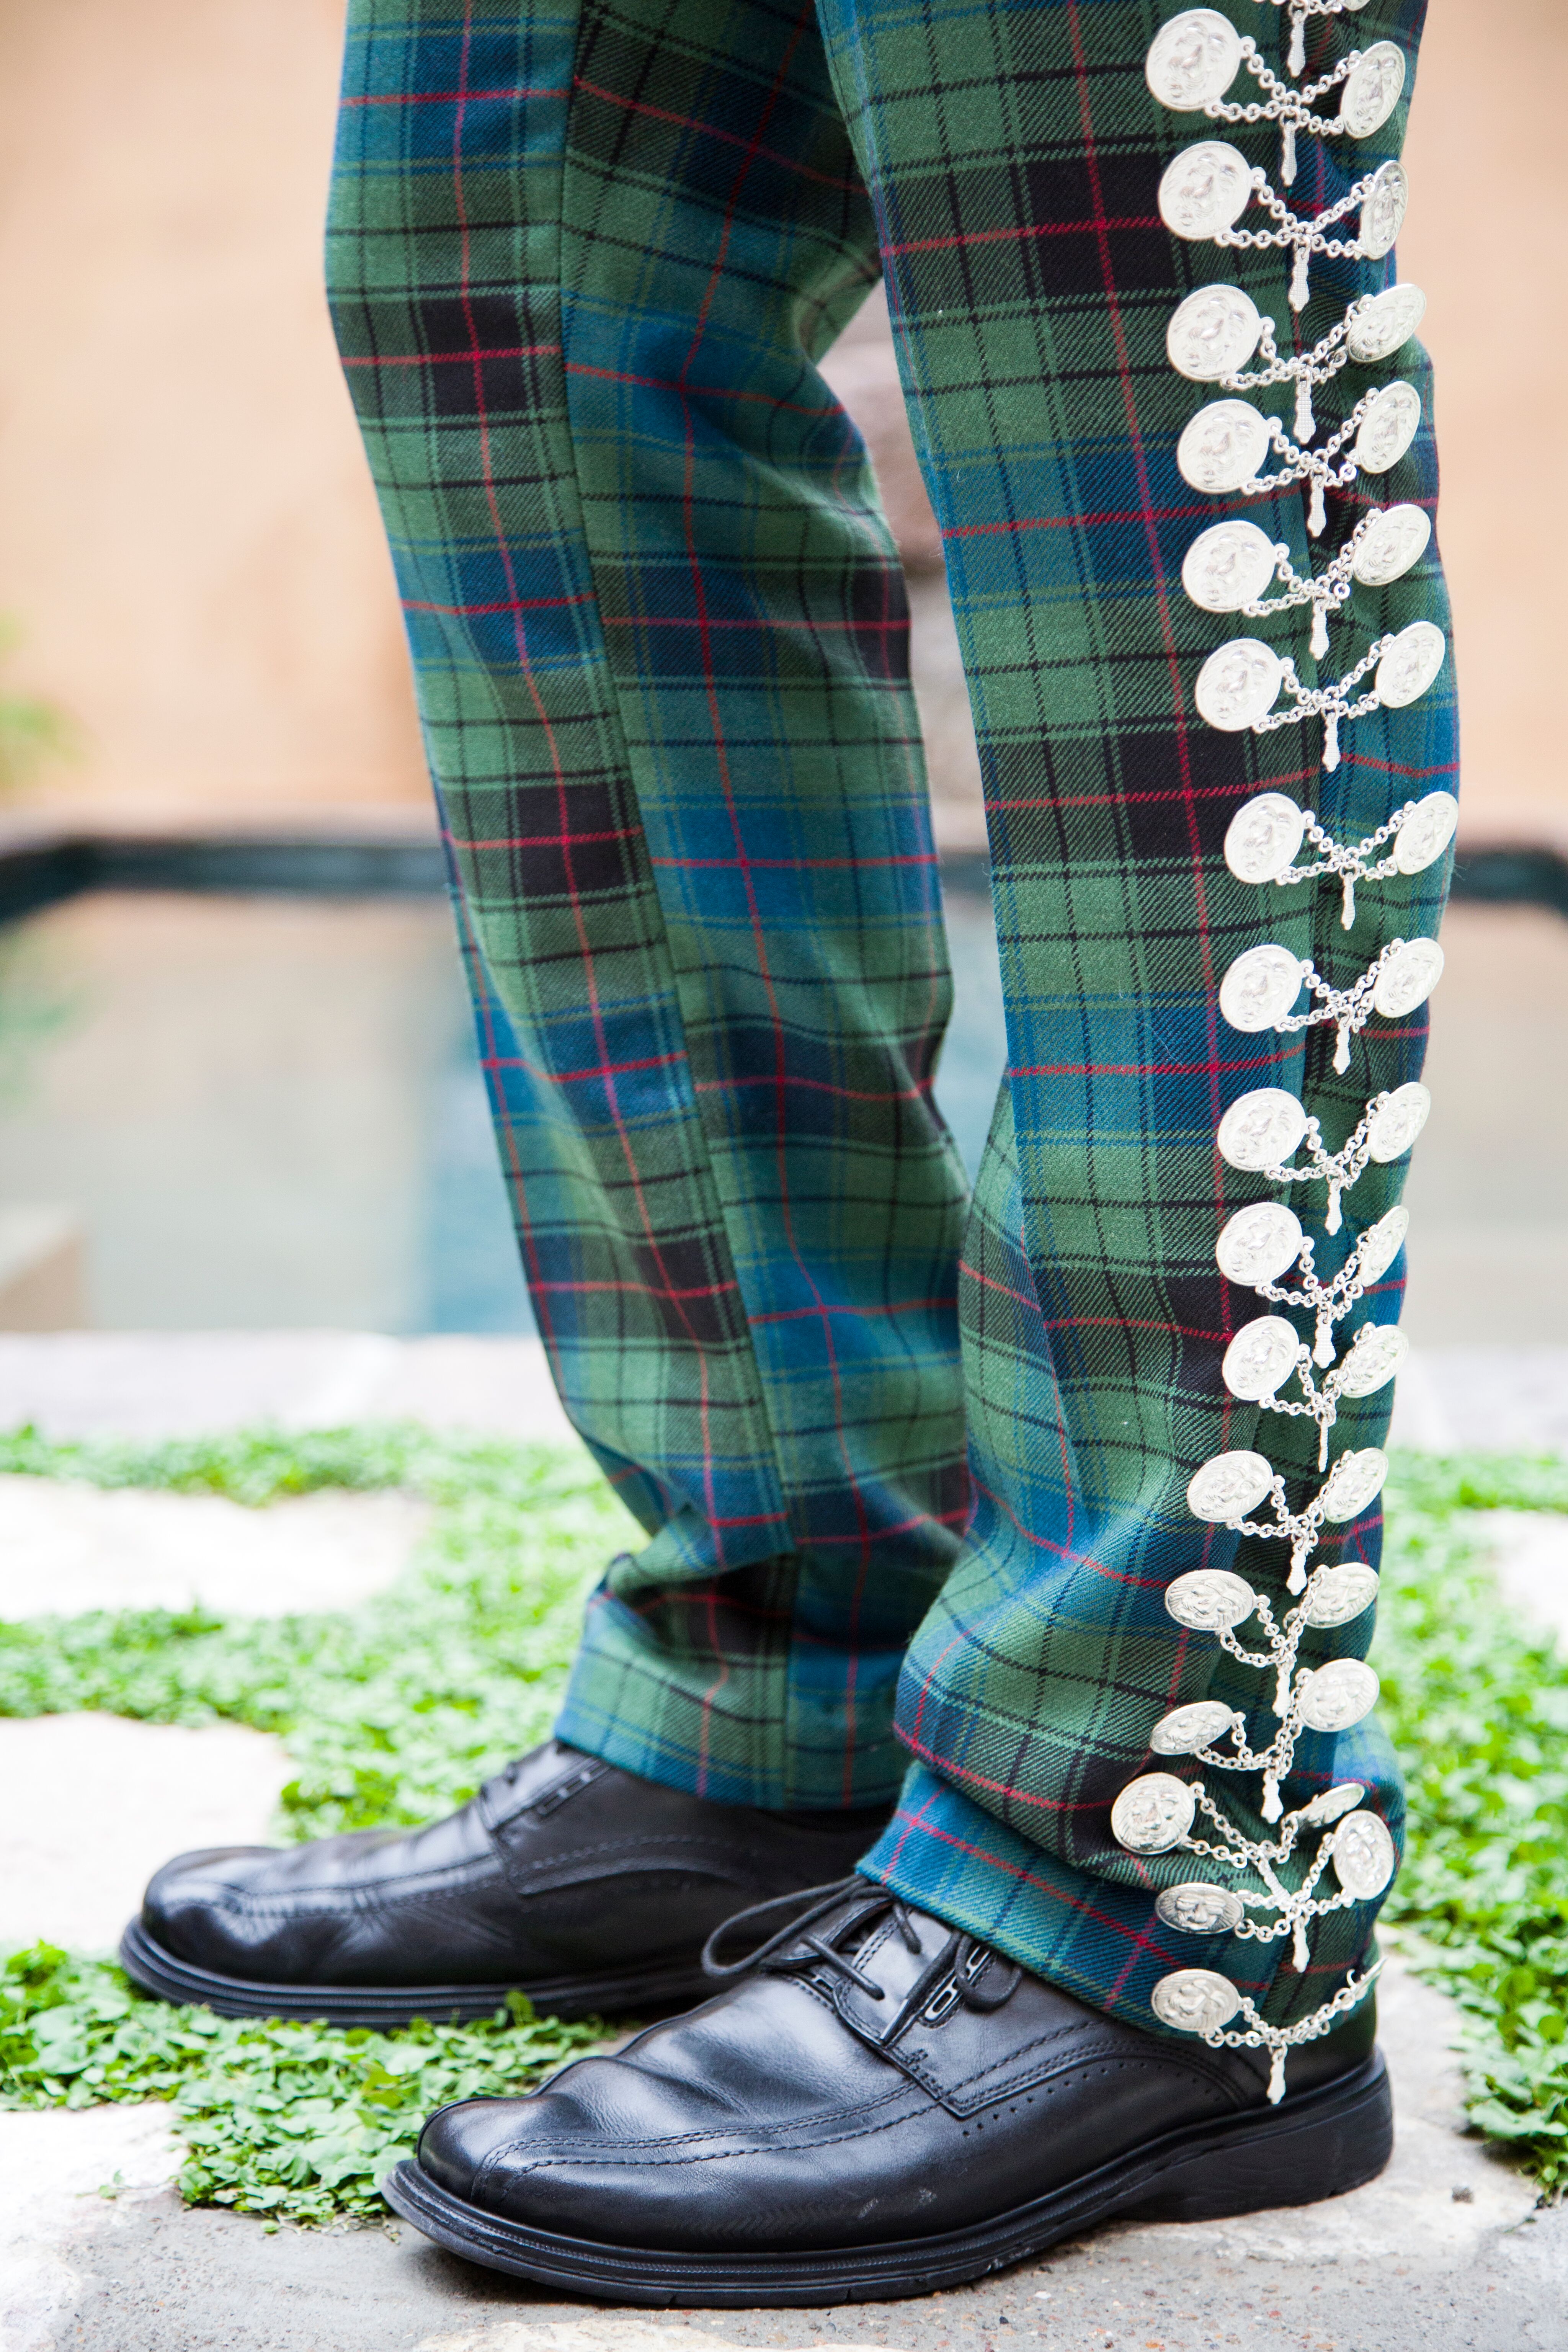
[0,803,444,920]
[4,786,1561,916]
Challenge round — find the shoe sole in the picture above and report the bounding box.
[116,1917,711,2029]
[381,2048,1392,2306]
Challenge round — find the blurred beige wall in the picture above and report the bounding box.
[0,0,426,817]
[1401,0,1566,828]
[0,0,1559,830]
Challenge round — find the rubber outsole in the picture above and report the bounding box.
[381,2049,1392,2306]
[116,1917,711,2029]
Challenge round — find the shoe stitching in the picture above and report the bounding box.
[469,2053,1239,2203]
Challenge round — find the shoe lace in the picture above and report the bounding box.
[701,1875,1021,2012]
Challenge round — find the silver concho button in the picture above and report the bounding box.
[1166,286,1264,382]
[1298,1656,1381,1733]
[1151,1967,1242,2034]
[1219,942,1304,1032]
[1367,1080,1431,1162]
[1360,160,1408,260]
[1334,1321,1408,1397]
[1184,520,1279,614]
[1151,1699,1238,1756]
[1327,1809,1396,1898]
[1338,41,1406,139]
[1216,1200,1305,1287]
[1355,1204,1409,1285]
[1318,1446,1390,1523]
[1159,141,1254,241]
[1218,1085,1308,1171]
[1344,281,1426,364]
[1300,1560,1380,1627]
[1222,1315,1302,1402]
[1223,790,1305,881]
[1156,1880,1246,1935]
[1372,936,1444,1018]
[1393,788,1459,873]
[1146,10,1244,109]
[1375,619,1446,709]
[1165,1568,1258,1631]
[1352,381,1421,475]
[1187,1448,1275,1521]
[1299,1779,1367,1826]
[1351,503,1431,588]
[1197,641,1284,733]
[1111,1772,1196,1854]
[1177,400,1272,495]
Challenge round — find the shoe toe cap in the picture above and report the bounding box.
[417,2097,528,2204]
[142,1845,283,1961]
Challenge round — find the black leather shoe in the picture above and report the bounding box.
[384,1877,1392,2305]
[118,1743,890,2027]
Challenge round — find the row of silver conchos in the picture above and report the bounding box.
[1110,6,1454,2104]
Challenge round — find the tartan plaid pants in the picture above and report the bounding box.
[328,0,1452,2036]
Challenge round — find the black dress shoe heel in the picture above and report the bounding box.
[1117,2044,1393,2227]
[383,1879,1391,2305]
[118,1742,891,2027]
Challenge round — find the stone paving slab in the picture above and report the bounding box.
[0,1713,290,1952]
[0,1476,429,1620]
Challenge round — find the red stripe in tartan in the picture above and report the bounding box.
[342,346,562,366]
[404,593,594,616]
[340,85,568,106]
[883,216,1158,257]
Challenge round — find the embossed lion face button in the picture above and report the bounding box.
[1185,521,1281,614]
[1218,1085,1309,1171]
[1360,160,1409,260]
[1112,1773,1197,1854]
[1345,281,1426,364]
[1159,141,1254,240]
[1223,1315,1302,1401]
[1155,1881,1247,1935]
[1371,936,1444,1018]
[1222,791,1306,882]
[1392,789,1458,874]
[1298,1656,1381,1733]
[1338,41,1406,140]
[1167,286,1265,382]
[1165,1568,1259,1632]
[1351,503,1431,588]
[1150,1968,1242,2034]
[1219,943,1305,1032]
[1177,399,1273,498]
[1146,10,1245,109]
[1216,1200,1305,1287]
[1188,1449,1276,1521]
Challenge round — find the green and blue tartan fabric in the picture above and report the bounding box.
[328,0,1452,2034]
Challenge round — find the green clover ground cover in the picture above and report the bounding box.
[0,1427,1565,2215]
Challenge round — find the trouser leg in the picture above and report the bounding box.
[820,0,1450,2059]
[326,0,968,1808]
